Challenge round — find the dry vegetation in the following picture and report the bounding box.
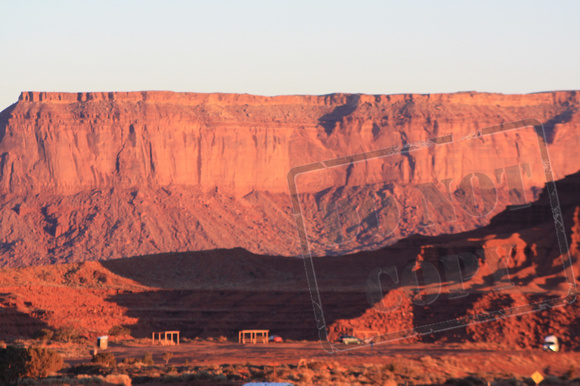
[0,338,578,385]
[11,360,580,386]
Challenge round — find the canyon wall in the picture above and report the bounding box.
[0,91,579,266]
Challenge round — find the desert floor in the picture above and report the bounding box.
[64,340,579,384]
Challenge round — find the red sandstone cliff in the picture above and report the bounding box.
[3,91,580,195]
[0,91,579,266]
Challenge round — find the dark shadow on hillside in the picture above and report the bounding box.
[106,288,319,340]
[306,171,579,343]
[100,248,307,290]
[0,103,17,144]
[318,94,360,135]
[542,107,576,144]
[100,171,579,342]
[0,295,50,341]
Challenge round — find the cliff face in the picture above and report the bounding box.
[0,91,579,266]
[3,91,580,195]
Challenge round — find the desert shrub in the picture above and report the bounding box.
[21,376,87,385]
[142,352,154,366]
[92,352,116,367]
[94,271,109,284]
[132,376,155,384]
[226,372,243,381]
[54,326,81,342]
[108,325,131,337]
[445,376,487,385]
[32,328,54,342]
[249,366,267,380]
[541,376,570,385]
[26,346,64,378]
[308,361,327,370]
[67,363,103,376]
[216,335,228,343]
[162,352,174,365]
[565,366,576,380]
[122,356,141,366]
[0,346,31,385]
[193,370,213,380]
[174,372,226,383]
[384,362,397,372]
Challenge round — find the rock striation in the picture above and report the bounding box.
[3,90,580,195]
[0,91,579,266]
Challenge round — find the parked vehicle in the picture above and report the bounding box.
[269,335,283,343]
[338,335,362,345]
[543,335,559,352]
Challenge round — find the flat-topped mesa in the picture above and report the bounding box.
[1,90,579,196]
[1,90,580,266]
[16,90,580,106]
[18,90,332,105]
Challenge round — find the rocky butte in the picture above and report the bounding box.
[0,90,579,266]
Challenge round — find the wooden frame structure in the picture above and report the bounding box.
[152,330,180,345]
[238,329,269,344]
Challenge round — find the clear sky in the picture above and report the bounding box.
[1,1,579,110]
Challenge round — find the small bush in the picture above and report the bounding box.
[92,352,116,367]
[26,346,64,378]
[384,362,397,372]
[565,366,576,380]
[32,328,54,342]
[142,352,154,366]
[54,326,81,343]
[122,356,141,366]
[108,325,131,337]
[67,363,103,375]
[0,346,30,385]
[445,376,488,385]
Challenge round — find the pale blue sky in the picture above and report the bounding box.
[1,1,579,110]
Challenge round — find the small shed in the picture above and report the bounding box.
[97,336,108,350]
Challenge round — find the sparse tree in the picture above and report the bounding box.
[108,325,131,337]
[162,352,174,365]
[54,326,81,343]
[26,347,64,378]
[92,352,116,367]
